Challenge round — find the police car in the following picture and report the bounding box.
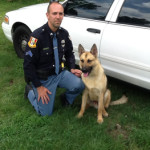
[2,0,150,90]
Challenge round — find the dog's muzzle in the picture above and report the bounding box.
[82,67,92,77]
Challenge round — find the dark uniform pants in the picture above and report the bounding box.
[28,70,85,116]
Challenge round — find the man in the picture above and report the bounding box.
[23,1,84,116]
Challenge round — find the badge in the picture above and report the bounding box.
[28,36,38,48]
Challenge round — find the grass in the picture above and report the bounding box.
[0,0,150,150]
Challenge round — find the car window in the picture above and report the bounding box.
[64,0,114,20]
[117,0,150,27]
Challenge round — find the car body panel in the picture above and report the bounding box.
[2,3,48,42]
[100,23,150,89]
[61,17,108,62]
[2,22,12,42]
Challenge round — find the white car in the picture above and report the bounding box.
[2,0,150,90]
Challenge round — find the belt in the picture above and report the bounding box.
[36,69,54,80]
[36,69,63,80]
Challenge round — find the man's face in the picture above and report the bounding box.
[46,3,64,31]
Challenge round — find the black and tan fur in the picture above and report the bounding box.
[77,44,128,124]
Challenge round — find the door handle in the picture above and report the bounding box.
[87,28,101,34]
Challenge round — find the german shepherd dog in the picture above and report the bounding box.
[77,44,128,124]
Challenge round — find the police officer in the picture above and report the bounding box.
[23,1,84,116]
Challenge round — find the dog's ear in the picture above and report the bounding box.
[90,44,98,58]
[78,44,85,57]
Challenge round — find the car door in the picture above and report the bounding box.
[100,0,150,89]
[61,0,115,63]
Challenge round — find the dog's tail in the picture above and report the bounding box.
[110,95,128,106]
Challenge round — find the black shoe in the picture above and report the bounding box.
[60,93,70,107]
[24,84,33,99]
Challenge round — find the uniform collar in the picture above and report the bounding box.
[44,22,61,38]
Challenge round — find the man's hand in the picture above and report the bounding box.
[71,69,82,77]
[37,86,52,104]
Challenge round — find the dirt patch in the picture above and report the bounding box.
[108,123,129,140]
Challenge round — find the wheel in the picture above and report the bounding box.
[13,25,31,58]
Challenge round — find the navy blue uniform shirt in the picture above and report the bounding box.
[23,22,75,87]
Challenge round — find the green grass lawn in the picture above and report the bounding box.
[0,1,150,150]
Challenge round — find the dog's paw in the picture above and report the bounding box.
[103,112,108,117]
[76,113,83,119]
[97,118,103,124]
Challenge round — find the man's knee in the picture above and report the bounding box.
[28,90,54,116]
[74,78,85,91]
[69,79,85,94]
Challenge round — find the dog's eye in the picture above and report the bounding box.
[81,59,84,63]
[87,59,92,63]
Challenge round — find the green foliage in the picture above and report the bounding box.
[0,1,150,150]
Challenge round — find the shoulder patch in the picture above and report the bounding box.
[28,36,38,48]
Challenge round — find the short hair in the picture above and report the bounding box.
[49,0,59,3]
[47,0,61,13]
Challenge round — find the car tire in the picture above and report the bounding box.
[13,25,31,58]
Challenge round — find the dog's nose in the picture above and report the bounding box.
[82,68,88,73]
